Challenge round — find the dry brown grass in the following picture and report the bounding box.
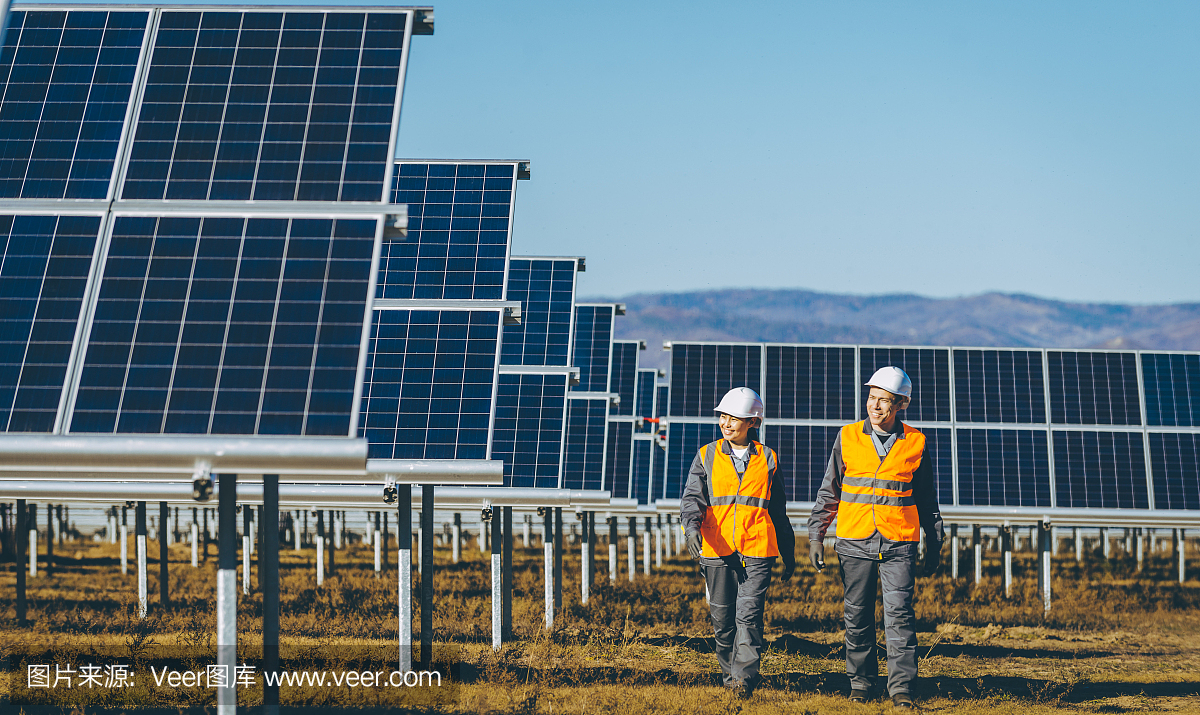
[2,534,1200,713]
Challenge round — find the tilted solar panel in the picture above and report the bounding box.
[605,420,632,498]
[651,430,665,500]
[569,305,613,393]
[669,343,761,417]
[956,428,1050,507]
[562,397,607,491]
[1149,432,1200,510]
[380,162,515,300]
[1053,430,1148,509]
[501,257,575,366]
[1142,352,1200,427]
[762,424,838,503]
[765,345,855,421]
[921,426,954,507]
[664,421,720,499]
[858,347,950,422]
[953,349,1046,424]
[70,214,376,436]
[0,213,103,433]
[608,341,639,417]
[634,368,655,432]
[655,384,667,418]
[122,10,409,202]
[492,372,565,488]
[1047,351,1141,425]
[0,9,148,199]
[358,308,500,459]
[631,438,652,504]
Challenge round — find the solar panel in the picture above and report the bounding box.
[605,420,632,498]
[668,343,761,417]
[631,437,652,504]
[651,430,665,500]
[634,368,655,432]
[762,424,838,503]
[358,308,500,459]
[1047,351,1141,425]
[1142,352,1200,427]
[569,305,613,393]
[380,162,516,300]
[664,421,720,499]
[1149,432,1200,510]
[1053,430,1148,509]
[953,349,1046,423]
[500,257,576,366]
[765,345,855,420]
[70,213,377,436]
[562,396,607,491]
[956,428,1050,507]
[491,372,566,488]
[121,9,410,202]
[858,347,950,422]
[0,9,148,199]
[655,384,667,418]
[608,341,639,416]
[0,213,103,433]
[921,426,954,507]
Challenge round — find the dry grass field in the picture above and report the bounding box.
[3,530,1200,713]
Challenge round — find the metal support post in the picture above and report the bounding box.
[642,517,651,576]
[374,511,382,577]
[523,514,530,548]
[452,512,461,563]
[328,510,336,578]
[580,511,591,605]
[481,512,489,553]
[1038,520,1051,612]
[1002,524,1013,598]
[420,485,434,669]
[627,517,636,582]
[1074,527,1083,562]
[263,475,280,715]
[44,503,53,575]
[15,498,26,624]
[503,506,513,638]
[1179,529,1187,584]
[489,507,501,652]
[120,504,128,575]
[608,515,618,581]
[383,512,389,569]
[1136,527,1145,572]
[950,524,959,578]
[972,524,982,585]
[191,509,198,567]
[655,514,663,569]
[587,511,596,586]
[397,488,413,672]
[159,502,169,608]
[554,507,563,611]
[203,507,209,561]
[242,506,252,596]
[543,508,553,629]
[216,474,237,715]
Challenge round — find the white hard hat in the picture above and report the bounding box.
[865,366,912,399]
[714,387,765,420]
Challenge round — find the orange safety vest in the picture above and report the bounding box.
[697,440,780,558]
[835,421,925,542]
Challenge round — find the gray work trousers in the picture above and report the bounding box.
[839,546,918,695]
[701,555,774,686]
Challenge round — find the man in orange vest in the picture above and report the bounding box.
[806,367,944,709]
[680,387,796,699]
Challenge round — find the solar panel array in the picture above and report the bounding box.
[0,4,432,441]
[661,342,1200,511]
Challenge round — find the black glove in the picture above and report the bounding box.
[922,544,942,576]
[780,560,796,581]
[686,531,703,561]
[808,541,825,573]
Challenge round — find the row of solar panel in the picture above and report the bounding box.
[666,343,1200,427]
[0,7,413,203]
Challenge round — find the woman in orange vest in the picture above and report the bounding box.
[679,387,796,699]
[807,367,944,709]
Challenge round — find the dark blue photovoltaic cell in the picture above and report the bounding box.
[570,305,613,393]
[956,428,1051,507]
[635,369,655,432]
[1150,432,1200,510]
[492,372,566,488]
[665,422,721,499]
[655,385,667,418]
[631,438,653,504]
[669,344,761,417]
[123,11,405,202]
[72,216,374,436]
[0,214,101,432]
[501,257,574,366]
[1142,353,1200,427]
[921,427,954,507]
[762,425,839,503]
[859,347,951,422]
[1048,351,1141,425]
[562,397,607,491]
[379,162,512,300]
[605,420,633,497]
[652,435,665,500]
[609,341,639,416]
[1054,431,1148,509]
[953,349,1046,423]
[359,309,498,459]
[766,346,856,420]
[0,10,146,199]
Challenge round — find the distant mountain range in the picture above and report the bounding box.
[588,289,1200,371]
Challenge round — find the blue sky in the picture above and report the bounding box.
[396,2,1200,303]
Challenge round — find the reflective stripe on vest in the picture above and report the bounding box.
[698,439,779,558]
[835,421,924,542]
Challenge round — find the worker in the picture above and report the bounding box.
[680,387,796,699]
[807,367,944,709]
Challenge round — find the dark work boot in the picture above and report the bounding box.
[849,688,869,703]
[892,692,915,709]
